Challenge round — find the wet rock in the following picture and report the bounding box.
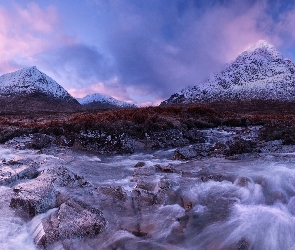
[134,162,145,168]
[36,198,107,247]
[234,177,253,187]
[135,179,157,192]
[211,141,228,156]
[148,129,191,149]
[178,191,198,211]
[226,237,250,250]
[55,135,75,147]
[155,163,175,173]
[158,178,179,190]
[133,166,156,177]
[10,181,56,217]
[0,162,38,186]
[132,188,166,207]
[258,140,282,153]
[174,144,213,160]
[226,137,257,156]
[31,133,52,149]
[236,237,250,250]
[199,173,225,183]
[72,132,135,154]
[98,186,127,202]
[10,166,90,216]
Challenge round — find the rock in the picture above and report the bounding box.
[133,166,156,177]
[174,144,213,160]
[0,162,38,186]
[98,186,127,202]
[36,198,107,247]
[135,179,157,192]
[10,181,56,217]
[134,162,146,168]
[199,173,225,183]
[226,137,257,156]
[10,166,90,216]
[155,164,175,173]
[31,133,52,149]
[132,188,166,207]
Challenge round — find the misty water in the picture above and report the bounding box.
[2,141,295,249]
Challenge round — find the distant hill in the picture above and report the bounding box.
[76,93,137,110]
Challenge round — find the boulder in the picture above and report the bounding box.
[35,198,107,247]
[10,166,90,216]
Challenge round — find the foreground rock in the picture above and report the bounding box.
[35,198,107,247]
[10,166,90,216]
[174,144,213,160]
[0,160,38,186]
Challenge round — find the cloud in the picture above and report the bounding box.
[36,44,115,90]
[2,0,295,106]
[0,3,62,73]
[95,0,274,101]
[67,77,133,103]
[42,0,285,104]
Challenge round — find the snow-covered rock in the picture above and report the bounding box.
[77,93,137,108]
[162,40,295,105]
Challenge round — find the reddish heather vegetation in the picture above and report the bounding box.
[0,105,294,154]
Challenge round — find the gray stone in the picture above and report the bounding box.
[36,198,107,247]
[10,166,90,216]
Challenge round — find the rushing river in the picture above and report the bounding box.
[2,141,295,249]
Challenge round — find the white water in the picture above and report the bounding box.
[0,186,36,250]
[2,143,295,249]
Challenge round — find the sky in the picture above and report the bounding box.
[1,0,295,106]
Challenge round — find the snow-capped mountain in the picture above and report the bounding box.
[0,66,73,100]
[162,40,295,105]
[77,93,137,109]
[0,66,81,112]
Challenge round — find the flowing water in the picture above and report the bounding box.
[2,142,295,249]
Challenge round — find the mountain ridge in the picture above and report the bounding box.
[162,40,295,106]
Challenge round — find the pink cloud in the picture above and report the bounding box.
[0,3,63,73]
[68,78,134,102]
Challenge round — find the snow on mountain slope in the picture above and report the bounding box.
[77,93,137,108]
[0,66,73,99]
[162,40,295,105]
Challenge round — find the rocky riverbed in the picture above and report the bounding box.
[2,125,295,249]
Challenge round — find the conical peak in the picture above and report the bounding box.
[249,40,274,50]
[245,40,279,55]
[236,40,282,62]
[23,66,39,72]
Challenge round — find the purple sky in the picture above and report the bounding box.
[1,0,295,106]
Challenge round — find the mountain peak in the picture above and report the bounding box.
[248,40,274,51]
[0,67,73,100]
[238,40,282,61]
[162,41,295,105]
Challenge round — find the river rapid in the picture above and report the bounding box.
[2,138,295,249]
